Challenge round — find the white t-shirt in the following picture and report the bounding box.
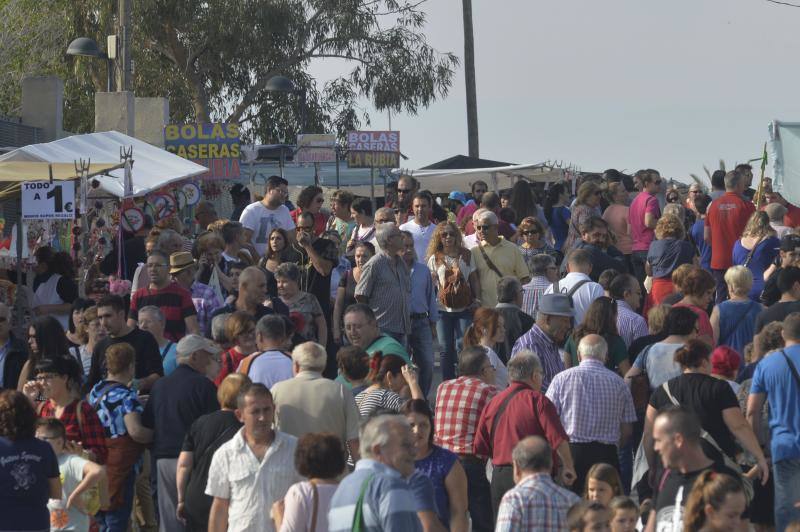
[399,219,436,262]
[48,453,90,532]
[485,346,509,389]
[241,350,293,389]
[239,201,295,257]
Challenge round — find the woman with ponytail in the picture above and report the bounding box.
[682,471,746,531]
[462,308,509,389]
[354,352,424,417]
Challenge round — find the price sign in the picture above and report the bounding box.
[21,181,75,220]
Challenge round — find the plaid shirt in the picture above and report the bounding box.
[495,473,580,532]
[434,376,497,458]
[39,399,108,464]
[522,276,551,317]
[190,281,223,336]
[616,300,649,348]
[545,359,637,445]
[511,324,565,393]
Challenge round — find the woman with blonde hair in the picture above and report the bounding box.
[732,211,780,300]
[645,215,697,310]
[710,266,762,358]
[564,181,603,251]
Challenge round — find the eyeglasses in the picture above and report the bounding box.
[476,225,494,231]
[397,188,413,194]
[442,232,458,238]
[35,373,59,381]
[521,230,539,236]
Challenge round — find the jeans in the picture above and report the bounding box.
[97,470,136,532]
[409,317,434,398]
[774,457,800,531]
[461,458,493,532]
[436,309,472,381]
[631,251,649,285]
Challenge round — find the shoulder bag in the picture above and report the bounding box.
[477,243,505,279]
[351,473,376,532]
[629,345,652,414]
[489,388,525,451]
[743,236,766,268]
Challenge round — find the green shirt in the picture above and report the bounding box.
[565,333,628,372]
[334,334,412,389]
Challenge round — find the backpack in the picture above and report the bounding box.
[552,278,591,311]
[437,252,473,309]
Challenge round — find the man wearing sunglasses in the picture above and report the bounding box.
[629,169,662,285]
[0,303,28,390]
[470,212,530,307]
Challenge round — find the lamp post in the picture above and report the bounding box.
[265,75,307,133]
[66,37,115,92]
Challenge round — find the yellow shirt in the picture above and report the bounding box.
[470,237,529,307]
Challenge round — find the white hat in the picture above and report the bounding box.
[176,334,221,357]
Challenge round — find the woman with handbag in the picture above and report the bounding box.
[426,222,477,381]
[732,211,779,301]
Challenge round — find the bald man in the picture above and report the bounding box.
[0,303,27,390]
[206,267,289,337]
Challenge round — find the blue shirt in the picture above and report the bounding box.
[690,219,711,271]
[409,262,439,322]
[88,380,144,439]
[328,459,422,532]
[160,342,178,376]
[750,344,800,462]
[549,206,571,251]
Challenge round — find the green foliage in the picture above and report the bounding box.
[0,0,457,144]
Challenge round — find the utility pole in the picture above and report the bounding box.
[462,0,479,157]
[117,0,133,91]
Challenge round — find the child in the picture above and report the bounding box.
[36,418,104,532]
[567,500,613,532]
[608,496,638,532]
[584,463,623,507]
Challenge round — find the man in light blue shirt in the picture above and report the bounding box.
[329,415,422,532]
[401,231,439,398]
[748,311,800,530]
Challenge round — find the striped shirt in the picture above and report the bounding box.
[522,276,551,317]
[355,252,411,335]
[328,459,422,532]
[355,387,405,418]
[434,376,497,457]
[545,359,637,445]
[130,282,197,342]
[496,473,580,532]
[615,300,649,348]
[511,324,565,392]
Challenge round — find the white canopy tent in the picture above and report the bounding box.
[0,130,207,197]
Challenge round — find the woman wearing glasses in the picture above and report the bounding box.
[290,185,327,236]
[516,217,558,274]
[564,181,603,252]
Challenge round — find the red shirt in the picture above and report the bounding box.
[39,399,108,464]
[434,376,497,457]
[473,382,568,466]
[215,346,249,386]
[785,203,800,228]
[705,192,755,269]
[129,283,197,342]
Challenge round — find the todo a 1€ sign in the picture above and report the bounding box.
[21,181,75,220]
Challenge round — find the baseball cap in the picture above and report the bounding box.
[176,334,222,357]
[780,234,800,252]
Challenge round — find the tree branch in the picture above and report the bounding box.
[766,0,800,6]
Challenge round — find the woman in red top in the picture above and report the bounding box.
[673,266,717,347]
[290,185,327,236]
[22,355,107,464]
[215,311,257,385]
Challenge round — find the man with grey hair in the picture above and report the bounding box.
[271,341,360,459]
[355,222,411,345]
[475,350,575,518]
[142,334,220,532]
[495,436,580,531]
[521,254,558,317]
[374,206,397,225]
[545,334,636,493]
[705,168,755,303]
[242,314,292,388]
[495,276,534,363]
[469,210,529,307]
[138,304,179,375]
[329,414,423,531]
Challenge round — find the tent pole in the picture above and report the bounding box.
[370,166,376,214]
[14,201,23,336]
[335,149,340,189]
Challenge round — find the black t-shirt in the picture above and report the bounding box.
[755,300,800,333]
[653,461,741,531]
[87,327,164,390]
[649,373,740,460]
[0,436,59,531]
[760,267,782,307]
[292,239,336,315]
[181,410,242,529]
[142,364,220,459]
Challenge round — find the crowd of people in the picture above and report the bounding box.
[3,166,800,531]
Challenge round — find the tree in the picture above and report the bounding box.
[0,0,459,145]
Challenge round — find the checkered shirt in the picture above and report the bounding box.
[495,473,581,532]
[545,359,637,445]
[39,399,108,464]
[433,376,497,458]
[511,324,565,393]
[616,300,649,348]
[522,275,551,317]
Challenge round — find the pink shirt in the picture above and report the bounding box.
[629,191,660,251]
[602,204,632,254]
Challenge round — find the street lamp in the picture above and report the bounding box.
[66,37,115,92]
[265,75,307,133]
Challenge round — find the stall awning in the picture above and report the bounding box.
[0,131,208,197]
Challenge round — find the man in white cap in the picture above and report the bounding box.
[142,334,220,532]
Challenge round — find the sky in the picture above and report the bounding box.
[308,0,800,184]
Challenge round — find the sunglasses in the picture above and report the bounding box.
[442,232,458,238]
[397,188,413,193]
[476,225,493,231]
